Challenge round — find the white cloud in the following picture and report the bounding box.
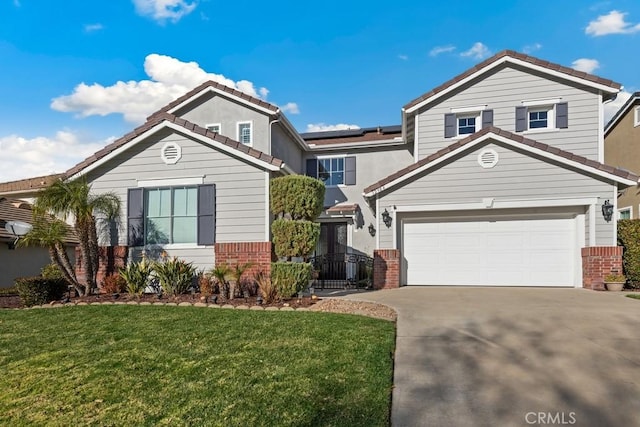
[132,0,197,23]
[305,123,360,132]
[398,54,409,61]
[460,42,491,60]
[0,131,110,182]
[51,53,270,124]
[586,10,640,36]
[604,90,632,124]
[522,43,542,54]
[571,58,600,74]
[429,45,456,57]
[280,102,300,115]
[84,23,104,33]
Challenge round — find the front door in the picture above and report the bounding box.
[316,222,347,280]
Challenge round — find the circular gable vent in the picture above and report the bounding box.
[161,142,182,165]
[477,149,499,169]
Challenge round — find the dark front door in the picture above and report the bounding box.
[316,222,347,281]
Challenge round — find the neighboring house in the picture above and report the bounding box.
[0,197,76,287]
[0,174,64,204]
[604,92,640,220]
[0,50,634,290]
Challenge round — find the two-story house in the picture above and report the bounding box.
[604,92,640,219]
[1,50,634,290]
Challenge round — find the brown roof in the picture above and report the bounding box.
[0,173,63,195]
[325,203,359,214]
[364,126,639,195]
[403,50,622,111]
[149,80,278,121]
[64,112,284,178]
[0,197,77,243]
[302,125,403,146]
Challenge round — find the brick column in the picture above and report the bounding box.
[581,246,623,291]
[373,249,400,289]
[75,245,128,291]
[215,242,274,278]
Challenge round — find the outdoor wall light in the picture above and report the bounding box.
[602,200,614,222]
[368,223,376,237]
[382,209,393,228]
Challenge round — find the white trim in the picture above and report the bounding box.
[314,155,346,187]
[68,121,282,179]
[521,97,561,107]
[160,142,182,165]
[307,139,406,151]
[205,123,221,133]
[265,172,270,241]
[392,207,397,249]
[635,106,640,127]
[598,92,604,162]
[589,203,596,246]
[450,104,488,113]
[613,184,618,245]
[142,243,210,250]
[605,94,639,135]
[574,214,586,287]
[414,114,419,163]
[363,131,636,197]
[394,197,599,213]
[405,56,619,114]
[137,176,204,187]
[375,197,380,249]
[167,86,276,116]
[617,206,632,220]
[236,120,253,146]
[477,149,499,168]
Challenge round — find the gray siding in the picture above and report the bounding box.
[377,141,615,248]
[304,145,413,256]
[416,65,601,160]
[0,245,75,288]
[271,123,303,173]
[86,129,267,271]
[175,92,272,155]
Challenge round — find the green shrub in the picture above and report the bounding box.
[255,271,278,303]
[119,258,153,296]
[153,257,197,296]
[41,263,66,280]
[270,262,312,298]
[102,274,127,294]
[618,220,640,289]
[14,276,67,307]
[272,219,320,258]
[0,286,18,296]
[210,264,231,300]
[270,175,325,220]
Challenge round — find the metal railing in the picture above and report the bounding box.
[308,253,374,290]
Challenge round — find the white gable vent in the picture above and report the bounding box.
[161,142,182,165]
[477,149,499,169]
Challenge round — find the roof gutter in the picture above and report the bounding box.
[306,138,405,151]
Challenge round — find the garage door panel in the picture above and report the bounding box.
[403,216,576,287]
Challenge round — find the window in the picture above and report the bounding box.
[444,109,492,138]
[458,116,477,135]
[619,207,632,220]
[528,109,549,129]
[206,123,221,133]
[634,107,640,127]
[237,122,252,145]
[145,187,198,244]
[318,157,345,186]
[516,100,567,132]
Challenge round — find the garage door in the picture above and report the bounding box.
[402,216,576,286]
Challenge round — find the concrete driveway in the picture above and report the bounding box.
[345,287,640,427]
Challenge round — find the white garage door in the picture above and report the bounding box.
[403,216,577,286]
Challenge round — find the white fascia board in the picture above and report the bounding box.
[69,121,282,180]
[307,139,406,151]
[395,197,599,213]
[167,86,276,116]
[138,176,204,187]
[276,111,310,150]
[521,98,562,107]
[450,104,488,113]
[604,94,640,135]
[363,132,635,197]
[405,56,619,114]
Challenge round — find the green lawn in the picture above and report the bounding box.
[0,306,395,426]
[626,294,640,300]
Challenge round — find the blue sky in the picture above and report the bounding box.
[0,0,639,181]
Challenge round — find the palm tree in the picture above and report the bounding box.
[18,218,81,294]
[34,177,121,295]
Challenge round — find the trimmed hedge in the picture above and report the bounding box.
[15,276,68,307]
[270,176,325,220]
[270,262,312,298]
[618,219,640,289]
[272,219,320,258]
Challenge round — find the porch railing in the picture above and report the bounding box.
[308,253,374,290]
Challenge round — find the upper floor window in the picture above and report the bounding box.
[634,106,640,127]
[516,100,567,132]
[237,122,252,145]
[444,107,492,138]
[619,207,632,220]
[206,123,221,133]
[318,157,345,186]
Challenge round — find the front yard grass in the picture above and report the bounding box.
[0,306,395,426]
[625,294,640,300]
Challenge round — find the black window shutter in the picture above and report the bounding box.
[344,156,356,185]
[482,109,494,128]
[198,184,216,245]
[444,113,456,138]
[306,158,318,178]
[515,106,527,132]
[127,188,144,247]
[556,102,568,129]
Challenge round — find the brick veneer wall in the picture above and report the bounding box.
[581,246,623,291]
[373,249,400,289]
[215,242,274,278]
[75,245,128,291]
